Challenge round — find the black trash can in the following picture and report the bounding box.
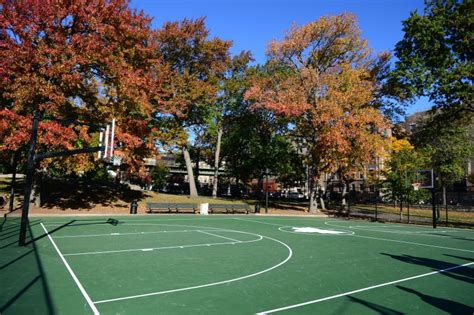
[130,200,138,214]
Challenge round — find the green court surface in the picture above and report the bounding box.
[1,215,473,314]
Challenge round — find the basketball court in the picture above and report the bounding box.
[1,215,473,314]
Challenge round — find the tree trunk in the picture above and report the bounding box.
[309,188,319,213]
[183,146,198,197]
[194,148,200,194]
[308,175,319,213]
[9,152,18,212]
[212,128,222,198]
[399,198,403,221]
[257,176,263,202]
[319,194,326,211]
[31,172,41,208]
[442,185,447,206]
[341,182,348,210]
[439,185,446,219]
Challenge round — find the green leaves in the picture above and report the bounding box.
[392,0,473,118]
[413,113,473,187]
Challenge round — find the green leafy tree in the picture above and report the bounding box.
[384,138,429,216]
[412,115,473,205]
[153,18,231,197]
[220,64,304,196]
[150,161,169,190]
[392,0,473,119]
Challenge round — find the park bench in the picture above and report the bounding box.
[209,203,251,214]
[146,202,198,214]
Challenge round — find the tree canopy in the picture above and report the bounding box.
[245,13,389,211]
[0,0,167,176]
[392,0,473,119]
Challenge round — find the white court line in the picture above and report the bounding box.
[323,222,474,253]
[236,218,474,253]
[64,241,235,256]
[198,230,241,242]
[233,218,291,228]
[40,223,100,315]
[326,218,474,232]
[352,234,474,253]
[257,261,474,314]
[63,235,263,257]
[325,222,474,238]
[53,229,198,239]
[94,234,292,305]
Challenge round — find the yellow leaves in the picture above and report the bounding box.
[266,12,369,69]
[391,137,414,152]
[247,13,391,179]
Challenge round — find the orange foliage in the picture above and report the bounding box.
[245,13,389,182]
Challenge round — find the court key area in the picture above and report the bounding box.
[1,215,473,314]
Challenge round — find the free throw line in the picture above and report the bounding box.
[40,223,100,315]
[257,261,474,314]
[198,230,241,242]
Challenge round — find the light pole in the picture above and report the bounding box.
[265,168,269,213]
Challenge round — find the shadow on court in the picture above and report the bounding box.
[429,232,474,242]
[25,218,121,246]
[396,286,474,314]
[381,253,474,285]
[443,253,474,262]
[0,217,121,314]
[346,296,404,315]
[0,218,55,314]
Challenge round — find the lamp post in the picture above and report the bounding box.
[375,157,379,222]
[265,168,269,214]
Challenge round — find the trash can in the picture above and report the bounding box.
[255,202,260,213]
[130,200,138,214]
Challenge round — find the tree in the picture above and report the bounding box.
[412,114,473,206]
[392,0,473,120]
[153,18,231,196]
[245,13,389,212]
[1,0,165,177]
[150,161,169,190]
[383,138,429,217]
[209,51,253,197]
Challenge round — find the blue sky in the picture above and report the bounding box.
[131,0,431,116]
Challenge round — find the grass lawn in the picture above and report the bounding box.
[2,176,311,215]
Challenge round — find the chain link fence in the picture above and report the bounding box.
[326,191,474,228]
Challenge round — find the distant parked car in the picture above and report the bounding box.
[288,192,304,200]
[269,191,282,198]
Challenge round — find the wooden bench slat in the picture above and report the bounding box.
[209,203,251,214]
[146,202,253,214]
[147,202,198,214]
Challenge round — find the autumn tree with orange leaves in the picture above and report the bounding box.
[153,18,231,196]
[0,0,166,178]
[245,13,389,213]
